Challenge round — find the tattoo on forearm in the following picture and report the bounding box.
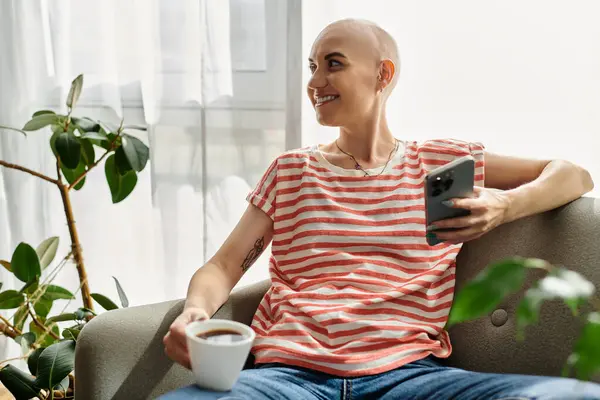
[241,237,265,272]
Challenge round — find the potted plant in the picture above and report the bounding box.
[0,74,150,399]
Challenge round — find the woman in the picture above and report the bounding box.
[160,19,598,399]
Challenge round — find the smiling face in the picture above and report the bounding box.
[307,20,398,129]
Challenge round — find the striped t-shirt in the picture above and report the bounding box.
[246,138,485,377]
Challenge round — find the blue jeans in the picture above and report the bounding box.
[158,356,600,400]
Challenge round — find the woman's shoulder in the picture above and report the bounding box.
[271,145,316,164]
[415,138,485,156]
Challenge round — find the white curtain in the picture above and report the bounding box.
[300,0,600,197]
[1,0,285,362]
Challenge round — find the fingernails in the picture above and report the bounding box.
[426,225,438,232]
[442,200,454,207]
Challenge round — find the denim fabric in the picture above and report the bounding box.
[157,356,600,400]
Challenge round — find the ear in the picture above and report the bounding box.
[377,59,396,92]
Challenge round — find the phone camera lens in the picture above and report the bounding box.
[444,178,454,191]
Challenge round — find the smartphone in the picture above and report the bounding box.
[424,155,475,246]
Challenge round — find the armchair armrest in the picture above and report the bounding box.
[75,279,271,400]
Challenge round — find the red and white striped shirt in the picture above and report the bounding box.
[246,139,485,377]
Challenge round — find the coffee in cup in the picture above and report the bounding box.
[185,319,255,391]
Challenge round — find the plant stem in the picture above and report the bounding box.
[68,149,111,190]
[56,160,62,184]
[0,160,58,185]
[0,314,21,336]
[0,355,28,368]
[0,322,18,339]
[57,183,94,311]
[28,309,60,340]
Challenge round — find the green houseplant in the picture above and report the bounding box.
[447,256,600,381]
[0,75,150,399]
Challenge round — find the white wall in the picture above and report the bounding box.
[302,0,600,196]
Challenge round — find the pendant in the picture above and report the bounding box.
[355,163,361,170]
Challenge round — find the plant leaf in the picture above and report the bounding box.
[35,237,60,270]
[447,259,527,326]
[62,324,83,340]
[81,130,108,142]
[115,146,133,175]
[56,132,82,169]
[72,116,100,132]
[80,138,95,167]
[92,130,117,150]
[22,114,58,131]
[0,124,27,137]
[33,297,53,319]
[32,110,56,118]
[115,170,137,203]
[43,285,75,301]
[516,291,543,341]
[66,74,84,109]
[564,297,584,316]
[567,312,600,381]
[19,279,39,295]
[51,124,65,134]
[13,305,29,331]
[105,155,138,204]
[91,293,118,311]
[0,290,25,309]
[74,307,95,321]
[27,347,45,376]
[11,243,41,283]
[49,130,61,158]
[46,313,77,325]
[15,332,36,356]
[29,321,59,348]
[123,125,147,131]
[0,260,11,272]
[113,276,129,307]
[60,160,86,191]
[0,364,39,400]
[34,340,76,390]
[121,134,149,172]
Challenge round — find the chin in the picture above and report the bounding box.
[315,111,342,127]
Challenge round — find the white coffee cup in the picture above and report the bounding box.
[185,319,256,392]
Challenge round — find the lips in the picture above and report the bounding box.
[315,95,339,107]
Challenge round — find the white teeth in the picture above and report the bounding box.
[316,95,338,105]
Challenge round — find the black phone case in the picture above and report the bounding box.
[424,156,475,246]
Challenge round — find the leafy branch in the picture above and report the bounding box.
[0,74,146,399]
[0,160,58,185]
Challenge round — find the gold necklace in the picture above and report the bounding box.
[334,139,399,177]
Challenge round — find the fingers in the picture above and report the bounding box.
[443,186,485,210]
[428,215,479,230]
[162,308,210,369]
[163,315,195,369]
[433,226,482,243]
[163,331,191,369]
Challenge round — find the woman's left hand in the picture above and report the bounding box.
[427,187,511,244]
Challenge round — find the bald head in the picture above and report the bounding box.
[307,19,401,127]
[318,19,400,90]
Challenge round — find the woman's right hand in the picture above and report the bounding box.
[163,307,210,369]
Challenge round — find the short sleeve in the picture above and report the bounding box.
[246,157,278,220]
[468,142,485,187]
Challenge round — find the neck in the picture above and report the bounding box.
[336,113,396,163]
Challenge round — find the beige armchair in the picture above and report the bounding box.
[75,197,600,399]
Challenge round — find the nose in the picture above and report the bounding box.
[307,69,327,91]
